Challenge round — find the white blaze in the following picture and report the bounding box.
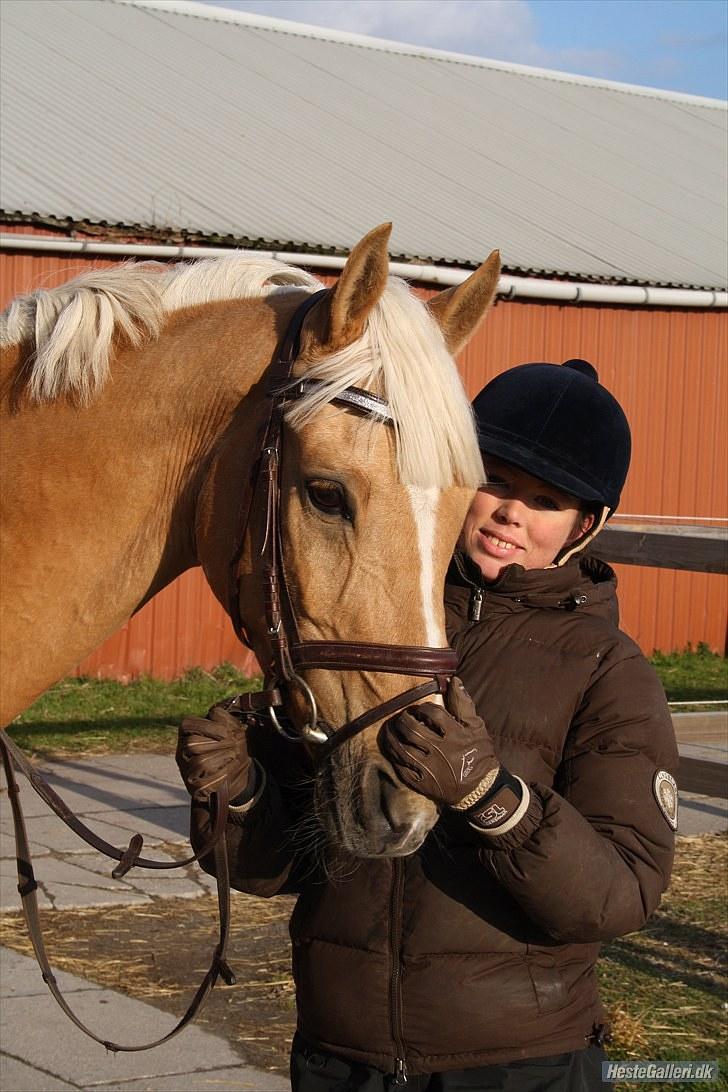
[407,485,444,648]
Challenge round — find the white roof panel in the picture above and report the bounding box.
[1,0,726,288]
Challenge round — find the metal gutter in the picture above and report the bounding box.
[2,234,726,309]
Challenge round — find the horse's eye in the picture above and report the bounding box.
[306,479,351,521]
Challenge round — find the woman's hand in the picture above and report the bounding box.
[176,705,254,804]
[379,678,499,809]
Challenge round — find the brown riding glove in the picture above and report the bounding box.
[176,705,255,805]
[380,677,526,833]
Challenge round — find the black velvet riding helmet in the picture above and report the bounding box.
[472,359,631,514]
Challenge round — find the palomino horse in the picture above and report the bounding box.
[1,224,500,860]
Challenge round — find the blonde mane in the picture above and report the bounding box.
[0,255,481,489]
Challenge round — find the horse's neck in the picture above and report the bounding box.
[0,298,279,720]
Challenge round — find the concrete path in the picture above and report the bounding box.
[1,755,289,1091]
[0,754,217,912]
[673,710,727,835]
[0,948,286,1091]
[1,742,725,1090]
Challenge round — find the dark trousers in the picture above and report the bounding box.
[291,1033,608,1091]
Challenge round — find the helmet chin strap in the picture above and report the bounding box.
[553,505,611,567]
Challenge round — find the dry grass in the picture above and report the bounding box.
[598,834,727,1090]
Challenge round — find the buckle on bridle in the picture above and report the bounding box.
[268,671,329,745]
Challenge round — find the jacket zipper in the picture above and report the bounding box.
[469,586,483,622]
[389,858,408,1084]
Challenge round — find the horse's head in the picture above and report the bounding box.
[276,407,474,859]
[231,226,500,859]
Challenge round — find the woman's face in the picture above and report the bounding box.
[460,456,595,581]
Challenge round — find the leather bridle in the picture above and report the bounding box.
[0,288,461,1051]
[223,289,458,757]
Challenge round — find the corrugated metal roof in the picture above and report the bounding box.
[1,0,726,288]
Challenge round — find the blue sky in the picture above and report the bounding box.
[198,0,728,99]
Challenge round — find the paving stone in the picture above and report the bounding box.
[38,883,151,911]
[0,819,25,859]
[1,771,57,819]
[0,1054,78,1090]
[1,853,152,909]
[21,854,146,893]
[88,806,190,844]
[88,754,185,787]
[679,790,728,835]
[1,946,102,997]
[100,1066,288,1090]
[7,814,109,855]
[0,863,53,911]
[0,953,257,1086]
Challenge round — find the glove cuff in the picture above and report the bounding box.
[461,767,530,835]
[228,760,266,819]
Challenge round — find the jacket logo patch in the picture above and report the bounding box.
[461,748,478,781]
[653,770,678,831]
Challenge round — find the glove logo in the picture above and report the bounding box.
[477,802,507,827]
[460,748,478,781]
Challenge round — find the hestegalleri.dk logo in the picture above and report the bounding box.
[602,1060,719,1083]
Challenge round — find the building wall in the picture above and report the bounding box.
[2,238,725,680]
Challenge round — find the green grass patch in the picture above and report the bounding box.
[650,644,728,708]
[8,664,261,756]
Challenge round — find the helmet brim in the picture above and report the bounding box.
[478,434,611,508]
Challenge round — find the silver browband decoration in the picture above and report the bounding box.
[281,379,395,423]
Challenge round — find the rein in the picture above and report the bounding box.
[0,289,461,1052]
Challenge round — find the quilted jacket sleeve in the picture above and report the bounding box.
[477,645,679,943]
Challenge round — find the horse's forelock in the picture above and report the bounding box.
[285,278,483,491]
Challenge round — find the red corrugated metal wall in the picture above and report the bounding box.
[2,238,725,677]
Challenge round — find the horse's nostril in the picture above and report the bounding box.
[378,769,415,834]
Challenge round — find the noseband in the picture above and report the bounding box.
[227,289,458,756]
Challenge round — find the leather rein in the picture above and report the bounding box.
[0,289,460,1052]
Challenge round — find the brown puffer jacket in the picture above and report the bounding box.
[193,554,678,1076]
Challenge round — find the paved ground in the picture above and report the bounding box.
[0,754,217,912]
[1,735,725,1090]
[0,755,289,1091]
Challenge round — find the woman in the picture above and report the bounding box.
[177,359,678,1091]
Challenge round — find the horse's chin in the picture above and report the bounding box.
[340,818,433,859]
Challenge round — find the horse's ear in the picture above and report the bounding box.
[427,250,501,355]
[318,224,392,352]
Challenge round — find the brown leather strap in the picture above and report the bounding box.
[0,734,235,1052]
[219,688,282,714]
[319,676,450,758]
[0,728,227,873]
[227,289,328,647]
[292,642,458,676]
